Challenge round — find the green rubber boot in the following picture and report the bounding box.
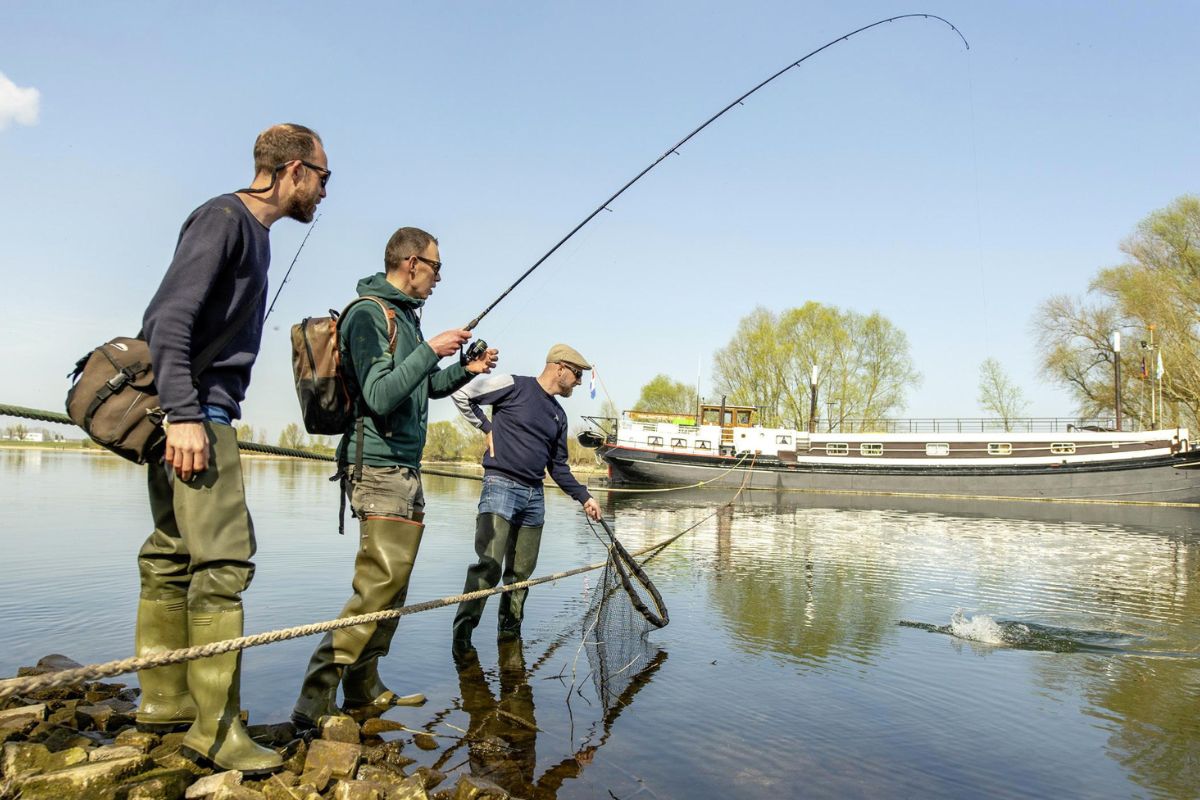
[497,524,543,640]
[182,606,282,774]
[291,633,346,730]
[452,513,514,646]
[339,516,426,712]
[134,596,197,730]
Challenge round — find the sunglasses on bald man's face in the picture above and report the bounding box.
[559,362,583,380]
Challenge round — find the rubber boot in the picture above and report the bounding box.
[291,633,346,730]
[328,516,426,714]
[452,513,514,647]
[497,524,543,640]
[182,606,282,774]
[134,596,197,730]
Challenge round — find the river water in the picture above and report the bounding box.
[1,449,1197,798]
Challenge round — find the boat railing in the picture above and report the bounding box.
[821,417,1126,434]
[586,413,1158,438]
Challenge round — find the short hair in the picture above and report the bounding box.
[384,227,438,272]
[252,123,322,175]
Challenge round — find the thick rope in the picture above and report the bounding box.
[0,402,751,493]
[0,404,73,427]
[0,403,498,480]
[592,450,754,493]
[0,531,685,701]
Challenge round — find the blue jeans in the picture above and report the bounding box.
[202,404,233,426]
[478,474,545,527]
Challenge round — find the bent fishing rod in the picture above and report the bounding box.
[463,13,968,342]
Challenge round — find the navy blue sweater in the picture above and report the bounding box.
[452,374,591,503]
[142,194,270,423]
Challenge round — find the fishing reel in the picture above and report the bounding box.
[461,338,489,366]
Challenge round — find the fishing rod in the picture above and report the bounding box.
[264,213,321,321]
[463,12,968,341]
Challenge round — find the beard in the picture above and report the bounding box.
[284,186,319,223]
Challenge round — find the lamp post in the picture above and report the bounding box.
[809,364,820,434]
[1112,331,1122,432]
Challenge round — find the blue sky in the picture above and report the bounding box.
[1,2,1198,439]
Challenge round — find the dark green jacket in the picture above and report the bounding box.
[338,273,472,469]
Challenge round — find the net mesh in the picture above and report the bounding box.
[580,521,667,711]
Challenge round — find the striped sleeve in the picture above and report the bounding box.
[451,373,516,434]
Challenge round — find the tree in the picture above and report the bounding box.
[1034,196,1200,429]
[599,398,620,419]
[712,302,920,429]
[6,424,28,441]
[424,420,468,462]
[278,423,305,450]
[977,358,1027,431]
[423,418,485,462]
[633,375,695,414]
[234,423,254,442]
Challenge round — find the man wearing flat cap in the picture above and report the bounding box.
[450,344,602,649]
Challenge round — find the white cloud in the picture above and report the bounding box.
[0,72,40,131]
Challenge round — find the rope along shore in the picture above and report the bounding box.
[0,402,754,491]
[0,521,719,701]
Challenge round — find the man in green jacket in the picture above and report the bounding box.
[292,226,498,729]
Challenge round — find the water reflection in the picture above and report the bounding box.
[442,638,667,799]
[5,451,1200,799]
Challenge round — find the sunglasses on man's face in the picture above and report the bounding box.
[274,160,331,188]
[559,363,583,380]
[298,160,331,188]
[415,255,442,275]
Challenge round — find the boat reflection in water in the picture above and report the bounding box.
[602,486,1200,798]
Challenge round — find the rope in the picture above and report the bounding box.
[0,530,687,701]
[591,450,755,493]
[0,404,73,426]
[0,403,489,478]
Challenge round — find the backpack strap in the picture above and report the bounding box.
[336,296,397,356]
[333,296,402,535]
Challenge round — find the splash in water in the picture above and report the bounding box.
[899,610,1143,654]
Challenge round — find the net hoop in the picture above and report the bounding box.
[598,518,669,629]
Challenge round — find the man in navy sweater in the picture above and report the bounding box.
[451,344,602,649]
[136,124,328,773]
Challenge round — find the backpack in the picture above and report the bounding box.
[292,296,403,536]
[67,293,262,464]
[290,296,396,436]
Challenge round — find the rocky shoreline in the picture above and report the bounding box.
[1,655,510,800]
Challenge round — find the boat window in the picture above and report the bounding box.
[988,443,1012,455]
[1050,442,1076,455]
[736,410,752,425]
[640,423,658,432]
[776,435,791,445]
[926,443,950,456]
[860,443,883,456]
[695,440,711,450]
[647,436,664,447]
[827,443,849,455]
[670,438,687,448]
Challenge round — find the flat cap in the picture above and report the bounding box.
[545,343,592,370]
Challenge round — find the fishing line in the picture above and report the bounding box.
[264,213,320,321]
[463,13,969,337]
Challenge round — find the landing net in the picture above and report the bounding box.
[580,517,668,711]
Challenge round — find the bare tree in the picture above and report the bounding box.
[977,358,1028,431]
